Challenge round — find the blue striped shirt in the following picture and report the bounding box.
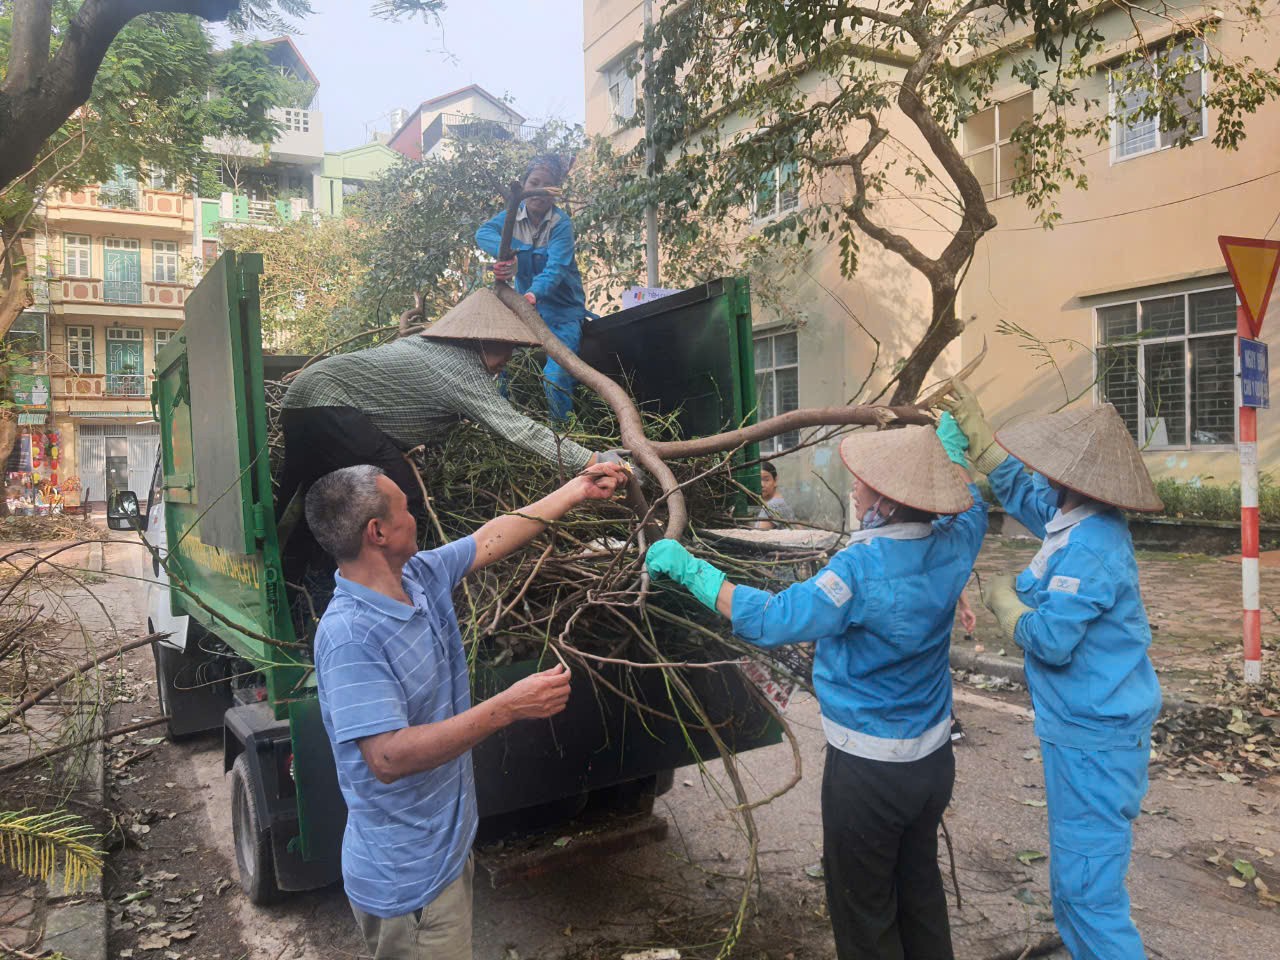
[314,537,478,919]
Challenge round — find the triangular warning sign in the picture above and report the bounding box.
[1219,235,1280,338]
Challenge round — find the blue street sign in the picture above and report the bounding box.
[1241,338,1270,409]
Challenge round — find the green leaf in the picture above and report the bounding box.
[1016,850,1047,865]
[1233,859,1257,881]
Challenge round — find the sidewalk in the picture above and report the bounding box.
[953,537,1278,702]
[0,537,113,960]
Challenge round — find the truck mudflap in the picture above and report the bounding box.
[224,702,343,892]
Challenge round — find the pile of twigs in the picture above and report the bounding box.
[268,354,828,675]
[0,515,104,543]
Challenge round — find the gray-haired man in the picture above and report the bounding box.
[305,461,626,960]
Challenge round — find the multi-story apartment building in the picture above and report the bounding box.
[586,2,1280,525]
[8,172,195,511]
[956,5,1280,483]
[5,37,400,512]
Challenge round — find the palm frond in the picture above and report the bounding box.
[0,808,104,892]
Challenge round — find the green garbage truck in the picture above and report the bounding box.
[110,252,787,903]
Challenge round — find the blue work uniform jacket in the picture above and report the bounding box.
[476,204,587,331]
[989,457,1162,750]
[731,486,987,761]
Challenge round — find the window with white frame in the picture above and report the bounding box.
[963,92,1033,201]
[754,331,800,453]
[67,325,95,373]
[148,167,172,190]
[605,54,638,125]
[64,234,91,278]
[1110,39,1206,162]
[154,329,177,356]
[1096,285,1237,448]
[153,241,179,283]
[754,160,799,222]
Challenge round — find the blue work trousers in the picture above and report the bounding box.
[541,310,582,422]
[1041,741,1149,960]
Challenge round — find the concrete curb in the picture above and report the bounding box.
[949,647,1199,715]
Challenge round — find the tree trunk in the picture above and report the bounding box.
[0,236,33,342]
[0,0,237,192]
[889,281,963,406]
[0,411,16,519]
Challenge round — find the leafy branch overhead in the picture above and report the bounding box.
[632,0,1280,403]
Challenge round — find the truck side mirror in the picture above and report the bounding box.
[107,490,147,531]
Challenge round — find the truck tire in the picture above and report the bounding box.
[231,753,282,905]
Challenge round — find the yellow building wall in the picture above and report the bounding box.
[957,6,1280,484]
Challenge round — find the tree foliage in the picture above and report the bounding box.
[631,0,1280,403]
[218,213,377,355]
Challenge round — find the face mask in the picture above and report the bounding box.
[861,497,896,530]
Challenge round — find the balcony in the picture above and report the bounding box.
[54,278,188,312]
[105,374,148,397]
[46,185,193,232]
[203,193,313,236]
[54,373,154,402]
[422,112,541,156]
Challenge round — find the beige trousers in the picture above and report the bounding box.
[349,855,474,960]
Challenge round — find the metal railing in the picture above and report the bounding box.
[105,374,147,398]
[422,112,541,154]
[97,183,142,211]
[103,280,142,304]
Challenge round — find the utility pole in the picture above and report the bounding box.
[643,0,659,287]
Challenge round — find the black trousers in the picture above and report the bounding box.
[821,741,955,960]
[277,405,424,516]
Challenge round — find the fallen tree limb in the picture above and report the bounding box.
[650,404,931,458]
[0,632,166,733]
[0,715,170,777]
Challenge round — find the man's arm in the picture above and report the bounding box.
[358,665,571,784]
[450,369,595,470]
[467,464,626,574]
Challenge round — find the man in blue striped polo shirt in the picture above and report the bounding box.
[305,461,627,960]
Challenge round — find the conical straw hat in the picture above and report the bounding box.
[995,404,1163,512]
[420,288,541,346]
[839,425,972,515]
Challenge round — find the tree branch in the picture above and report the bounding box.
[0,0,238,190]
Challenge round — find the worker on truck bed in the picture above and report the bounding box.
[943,382,1162,960]
[306,459,628,960]
[646,418,986,960]
[477,154,587,423]
[277,286,619,521]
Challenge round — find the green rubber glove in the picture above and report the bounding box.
[645,539,727,612]
[936,412,969,467]
[982,574,1033,644]
[938,379,1007,475]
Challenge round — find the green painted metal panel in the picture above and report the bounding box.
[200,200,222,238]
[158,252,306,710]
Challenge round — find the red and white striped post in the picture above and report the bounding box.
[1221,235,1280,684]
[1239,302,1263,684]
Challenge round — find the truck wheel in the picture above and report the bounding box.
[231,753,281,905]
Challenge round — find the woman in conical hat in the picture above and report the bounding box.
[941,382,1162,960]
[646,421,986,960]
